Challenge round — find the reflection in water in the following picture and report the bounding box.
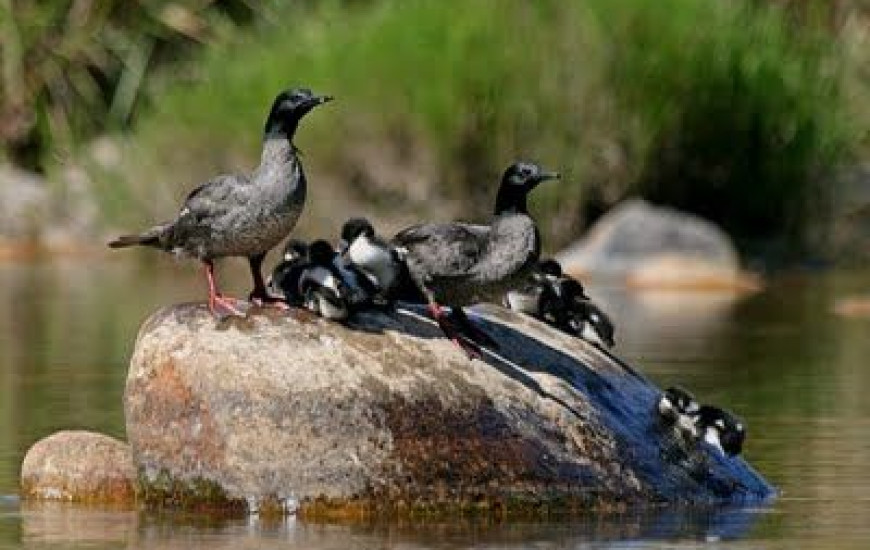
[1,258,870,548]
[12,502,765,549]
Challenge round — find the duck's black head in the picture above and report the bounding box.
[308,239,336,266]
[495,161,560,215]
[265,88,333,137]
[282,239,309,262]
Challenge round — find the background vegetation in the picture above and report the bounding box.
[2,0,869,260]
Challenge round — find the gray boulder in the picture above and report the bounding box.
[124,303,773,516]
[558,199,757,289]
[20,430,136,504]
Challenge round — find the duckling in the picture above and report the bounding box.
[298,240,350,321]
[567,299,616,349]
[692,405,746,457]
[340,218,400,292]
[503,259,564,317]
[657,386,701,438]
[267,239,310,305]
[509,258,616,348]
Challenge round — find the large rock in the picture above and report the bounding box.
[124,303,773,516]
[20,431,136,504]
[558,199,759,290]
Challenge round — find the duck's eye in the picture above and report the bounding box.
[716,419,726,429]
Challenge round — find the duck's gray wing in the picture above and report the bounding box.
[393,222,489,278]
[181,174,252,218]
[164,174,251,241]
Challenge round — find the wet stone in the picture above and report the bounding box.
[20,431,136,505]
[124,302,775,517]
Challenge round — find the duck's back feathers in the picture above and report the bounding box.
[393,222,489,279]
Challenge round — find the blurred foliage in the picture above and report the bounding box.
[0,0,254,170]
[593,0,857,256]
[4,0,869,258]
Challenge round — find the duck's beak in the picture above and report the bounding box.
[537,171,561,184]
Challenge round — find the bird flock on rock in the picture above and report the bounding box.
[109,87,746,458]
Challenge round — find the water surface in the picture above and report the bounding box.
[1,257,868,548]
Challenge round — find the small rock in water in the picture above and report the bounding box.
[20,431,136,505]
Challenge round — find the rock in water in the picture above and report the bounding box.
[20,431,136,504]
[124,303,774,516]
[558,199,759,290]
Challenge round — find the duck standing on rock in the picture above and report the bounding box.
[393,161,560,357]
[108,88,333,317]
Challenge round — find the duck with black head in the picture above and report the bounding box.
[108,88,332,318]
[392,161,560,358]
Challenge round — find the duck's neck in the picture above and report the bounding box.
[254,130,302,192]
[494,187,528,215]
[261,128,298,165]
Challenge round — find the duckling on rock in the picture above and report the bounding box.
[692,405,746,457]
[339,217,425,305]
[505,258,616,349]
[298,240,352,321]
[267,239,310,305]
[657,386,701,438]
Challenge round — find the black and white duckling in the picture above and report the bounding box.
[338,217,426,305]
[657,386,701,437]
[566,298,616,349]
[503,259,563,317]
[340,218,400,294]
[267,239,310,305]
[692,405,746,457]
[298,240,351,321]
[518,259,615,348]
[538,261,588,328]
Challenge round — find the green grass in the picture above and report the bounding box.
[78,0,866,257]
[593,0,856,255]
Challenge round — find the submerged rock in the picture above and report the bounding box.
[558,199,758,291]
[124,303,774,517]
[20,431,136,504]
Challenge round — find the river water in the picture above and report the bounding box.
[0,256,868,549]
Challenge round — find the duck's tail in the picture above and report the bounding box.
[108,225,165,249]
